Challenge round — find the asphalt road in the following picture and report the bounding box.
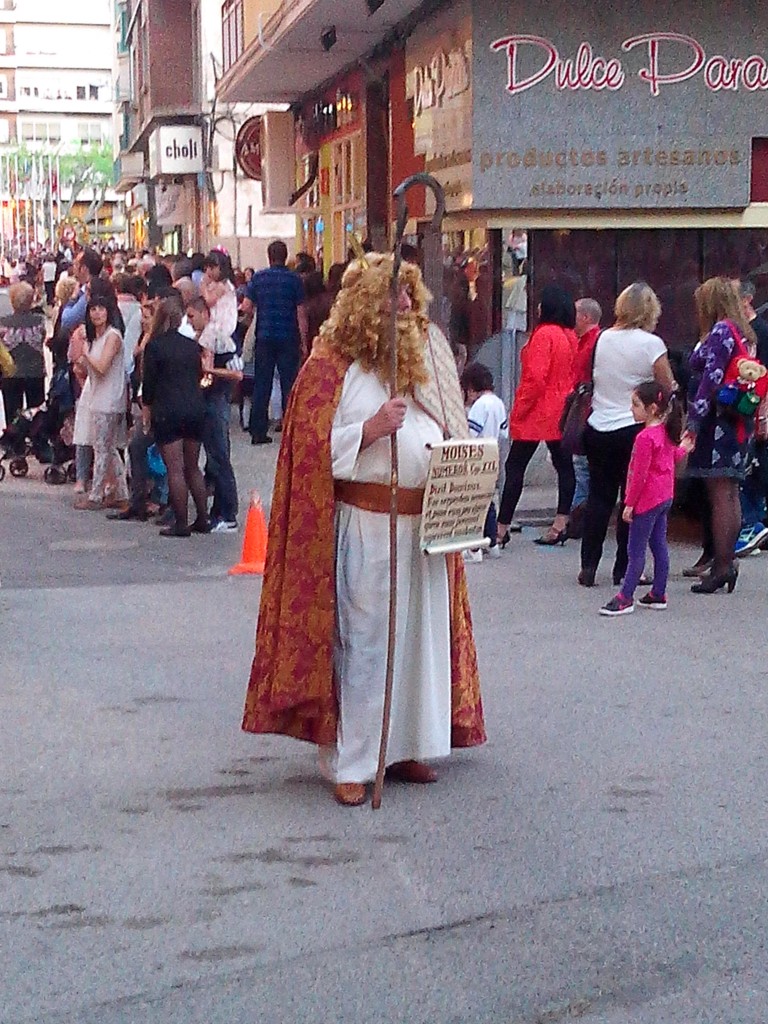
[2,434,767,1023]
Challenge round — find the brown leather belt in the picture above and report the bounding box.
[334,480,425,516]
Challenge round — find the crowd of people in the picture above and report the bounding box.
[0,240,405,535]
[465,275,768,617]
[2,237,765,805]
[2,238,766,608]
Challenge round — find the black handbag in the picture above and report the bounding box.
[559,332,601,457]
[560,383,592,456]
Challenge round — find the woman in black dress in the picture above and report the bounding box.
[141,295,209,537]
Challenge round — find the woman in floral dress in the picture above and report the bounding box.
[685,277,756,594]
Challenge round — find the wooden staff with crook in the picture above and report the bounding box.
[372,173,447,810]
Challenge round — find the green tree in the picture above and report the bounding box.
[59,144,114,225]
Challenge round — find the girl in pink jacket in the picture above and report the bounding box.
[600,382,691,616]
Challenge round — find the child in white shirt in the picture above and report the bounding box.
[462,362,508,560]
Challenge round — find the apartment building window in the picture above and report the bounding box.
[139,16,149,90]
[77,86,86,100]
[0,119,9,144]
[0,76,7,100]
[89,85,99,100]
[79,122,103,145]
[222,0,244,73]
[21,121,62,143]
[191,0,202,101]
[116,2,129,55]
[0,30,6,55]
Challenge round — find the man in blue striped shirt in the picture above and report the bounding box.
[242,240,308,445]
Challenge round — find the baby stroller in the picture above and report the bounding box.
[0,369,76,484]
[40,367,77,485]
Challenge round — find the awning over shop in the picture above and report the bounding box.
[218,0,427,104]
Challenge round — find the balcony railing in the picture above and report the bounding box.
[222,0,244,73]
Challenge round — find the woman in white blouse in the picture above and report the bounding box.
[73,283,128,511]
[579,282,675,588]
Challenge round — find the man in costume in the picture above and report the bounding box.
[242,254,486,806]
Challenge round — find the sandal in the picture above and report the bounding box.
[334,783,367,806]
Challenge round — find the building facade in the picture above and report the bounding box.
[217,0,768,354]
[217,0,433,273]
[113,0,292,259]
[0,0,119,250]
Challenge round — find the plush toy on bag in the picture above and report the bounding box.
[718,356,768,419]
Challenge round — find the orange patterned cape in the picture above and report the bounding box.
[241,343,486,749]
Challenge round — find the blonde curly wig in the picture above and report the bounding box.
[318,253,431,394]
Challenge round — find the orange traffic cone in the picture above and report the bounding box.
[229,491,268,575]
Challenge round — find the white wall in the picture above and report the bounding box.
[15,24,112,69]
[15,0,110,26]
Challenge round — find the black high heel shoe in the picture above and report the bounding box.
[498,529,512,549]
[534,528,567,546]
[691,564,739,594]
[578,566,597,587]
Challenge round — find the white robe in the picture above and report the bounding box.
[328,363,452,785]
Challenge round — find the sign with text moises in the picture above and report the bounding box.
[148,126,204,178]
[472,0,768,210]
[420,440,499,556]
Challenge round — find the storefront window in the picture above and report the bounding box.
[703,230,768,313]
[331,134,364,263]
[440,227,495,361]
[299,155,323,267]
[531,228,768,352]
[300,216,324,268]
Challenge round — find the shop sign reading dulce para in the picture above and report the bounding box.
[471,0,768,209]
[420,440,499,556]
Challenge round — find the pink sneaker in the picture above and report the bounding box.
[599,594,634,617]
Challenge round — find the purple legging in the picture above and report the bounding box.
[621,500,672,600]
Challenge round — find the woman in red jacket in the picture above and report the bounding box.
[497,285,577,546]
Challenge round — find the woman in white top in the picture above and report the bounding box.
[74,286,128,511]
[579,283,675,587]
[201,249,238,343]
